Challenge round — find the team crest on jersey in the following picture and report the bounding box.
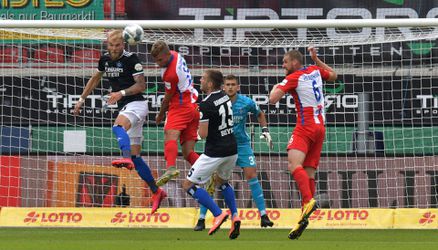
[117,62,122,68]
[164,81,171,90]
[280,79,288,86]
[134,63,143,71]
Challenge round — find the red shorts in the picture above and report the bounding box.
[164,105,200,145]
[287,124,325,168]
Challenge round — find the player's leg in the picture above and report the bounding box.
[183,155,228,235]
[111,114,134,169]
[238,149,273,228]
[216,154,241,239]
[156,129,181,186]
[181,107,200,165]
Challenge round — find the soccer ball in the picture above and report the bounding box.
[123,24,144,45]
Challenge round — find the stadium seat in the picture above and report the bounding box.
[0,47,29,63]
[72,49,101,64]
[33,46,65,63]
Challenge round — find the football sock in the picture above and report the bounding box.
[309,178,316,198]
[164,140,178,168]
[219,183,238,218]
[187,185,222,217]
[112,125,131,158]
[248,177,267,216]
[186,151,200,166]
[292,165,312,205]
[199,204,208,219]
[132,155,158,193]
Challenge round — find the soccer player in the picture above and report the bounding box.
[182,69,241,239]
[151,41,200,186]
[194,74,274,231]
[73,30,166,214]
[269,47,337,239]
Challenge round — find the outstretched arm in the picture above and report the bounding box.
[269,84,285,104]
[308,47,337,81]
[73,71,104,115]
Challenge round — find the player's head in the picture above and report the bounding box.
[107,30,125,61]
[283,50,303,75]
[200,69,223,94]
[151,40,171,67]
[223,74,240,98]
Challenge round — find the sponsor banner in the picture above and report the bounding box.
[0,0,103,21]
[0,207,428,229]
[2,76,436,125]
[394,209,438,229]
[0,207,195,228]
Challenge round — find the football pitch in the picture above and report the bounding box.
[0,228,437,250]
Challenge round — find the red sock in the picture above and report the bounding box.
[186,151,199,166]
[309,178,316,198]
[164,140,178,169]
[292,166,312,204]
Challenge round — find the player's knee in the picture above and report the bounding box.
[182,179,193,192]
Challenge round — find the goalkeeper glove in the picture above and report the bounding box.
[260,127,273,149]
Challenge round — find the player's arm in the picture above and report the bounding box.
[107,74,146,105]
[308,47,337,81]
[73,70,104,115]
[269,84,285,104]
[155,91,173,124]
[198,121,208,139]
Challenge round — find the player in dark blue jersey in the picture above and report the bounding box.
[194,74,274,231]
[182,69,240,239]
[73,30,166,214]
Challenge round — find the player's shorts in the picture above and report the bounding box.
[287,124,325,168]
[236,144,256,168]
[164,104,199,145]
[119,100,148,145]
[186,154,238,184]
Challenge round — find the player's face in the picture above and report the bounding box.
[153,52,170,68]
[107,37,124,61]
[282,55,298,75]
[223,79,239,98]
[200,73,210,93]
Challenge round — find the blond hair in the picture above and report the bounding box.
[285,50,303,64]
[108,29,123,42]
[151,40,170,58]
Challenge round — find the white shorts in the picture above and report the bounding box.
[186,154,237,184]
[118,100,148,145]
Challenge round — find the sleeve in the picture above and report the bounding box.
[199,102,210,123]
[317,66,331,81]
[247,97,261,117]
[130,54,144,76]
[276,74,298,93]
[97,57,105,72]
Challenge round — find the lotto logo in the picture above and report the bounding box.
[110,211,170,224]
[23,211,82,223]
[419,212,436,225]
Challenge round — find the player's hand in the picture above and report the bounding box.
[107,92,123,105]
[260,127,273,149]
[308,47,318,62]
[73,99,84,116]
[155,113,164,124]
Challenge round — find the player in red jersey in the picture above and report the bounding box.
[269,47,337,239]
[151,41,200,186]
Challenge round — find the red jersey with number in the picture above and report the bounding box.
[277,65,330,126]
[161,51,198,110]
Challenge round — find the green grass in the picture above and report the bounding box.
[0,228,437,250]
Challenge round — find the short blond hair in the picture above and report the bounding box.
[151,40,170,58]
[285,50,303,64]
[108,29,123,42]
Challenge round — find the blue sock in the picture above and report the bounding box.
[132,156,158,193]
[187,185,222,217]
[112,125,131,158]
[219,183,238,218]
[199,204,208,219]
[248,177,267,216]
